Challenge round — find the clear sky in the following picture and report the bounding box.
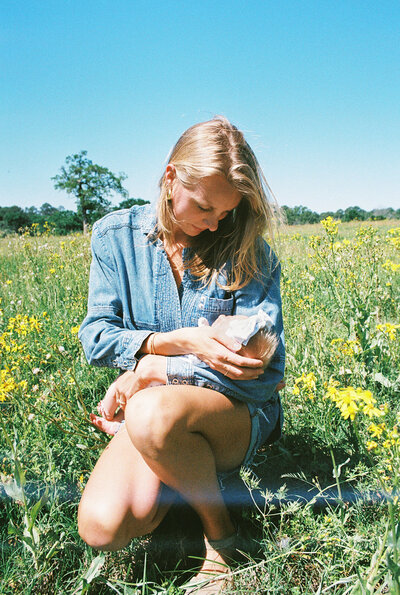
[1,0,399,213]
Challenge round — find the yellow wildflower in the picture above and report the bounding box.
[330,338,361,357]
[309,235,322,249]
[382,259,400,272]
[28,316,42,332]
[0,368,18,401]
[7,314,42,336]
[388,227,400,250]
[368,423,385,438]
[362,402,385,418]
[321,216,340,239]
[377,322,400,341]
[293,372,317,399]
[326,386,381,422]
[366,440,378,451]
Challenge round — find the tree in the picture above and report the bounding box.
[115,197,149,210]
[47,208,81,234]
[343,206,367,222]
[281,205,319,225]
[40,202,58,218]
[52,151,129,232]
[0,206,30,233]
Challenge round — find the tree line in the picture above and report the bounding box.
[1,151,398,235]
[0,199,149,236]
[281,204,400,225]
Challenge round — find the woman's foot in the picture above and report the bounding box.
[183,531,239,593]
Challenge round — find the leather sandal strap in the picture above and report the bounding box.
[205,531,237,551]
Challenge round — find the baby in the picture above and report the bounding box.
[90,311,279,435]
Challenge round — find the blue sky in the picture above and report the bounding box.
[1,0,399,213]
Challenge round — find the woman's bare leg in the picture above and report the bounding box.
[78,425,175,550]
[124,385,251,543]
[79,383,251,564]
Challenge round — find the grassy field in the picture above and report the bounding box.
[0,218,399,594]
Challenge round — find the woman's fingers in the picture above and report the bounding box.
[203,349,264,379]
[101,382,120,420]
[100,370,141,419]
[89,412,123,435]
[205,341,263,369]
[221,366,264,380]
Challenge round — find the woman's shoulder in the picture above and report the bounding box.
[92,203,156,238]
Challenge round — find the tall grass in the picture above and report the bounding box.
[0,219,399,593]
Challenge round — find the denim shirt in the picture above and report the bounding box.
[78,204,285,408]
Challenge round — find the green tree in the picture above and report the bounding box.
[52,151,128,232]
[343,206,367,222]
[281,205,319,225]
[0,206,30,233]
[115,197,149,210]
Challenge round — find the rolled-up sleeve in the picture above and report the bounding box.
[78,226,152,370]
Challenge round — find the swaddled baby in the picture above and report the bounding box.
[90,311,279,435]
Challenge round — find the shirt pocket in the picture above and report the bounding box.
[197,295,234,325]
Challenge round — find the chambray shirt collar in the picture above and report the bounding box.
[141,205,157,237]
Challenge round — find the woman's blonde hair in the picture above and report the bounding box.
[157,116,281,290]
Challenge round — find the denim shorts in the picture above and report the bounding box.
[217,395,283,485]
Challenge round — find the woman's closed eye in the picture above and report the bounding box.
[198,204,211,212]
[196,203,230,220]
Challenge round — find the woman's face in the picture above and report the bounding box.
[166,166,241,241]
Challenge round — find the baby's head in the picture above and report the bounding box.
[238,327,279,368]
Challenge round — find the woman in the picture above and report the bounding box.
[78,116,285,591]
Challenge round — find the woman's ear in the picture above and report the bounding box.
[165,164,177,185]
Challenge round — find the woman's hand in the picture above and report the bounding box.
[98,355,167,421]
[181,320,264,380]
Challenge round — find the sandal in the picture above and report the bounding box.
[183,525,258,593]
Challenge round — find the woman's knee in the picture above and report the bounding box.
[125,388,185,458]
[78,494,154,550]
[78,495,128,550]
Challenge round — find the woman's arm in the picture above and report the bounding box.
[140,326,264,380]
[78,225,155,370]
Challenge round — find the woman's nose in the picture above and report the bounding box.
[204,215,218,231]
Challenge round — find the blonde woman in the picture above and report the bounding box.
[78,116,285,591]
